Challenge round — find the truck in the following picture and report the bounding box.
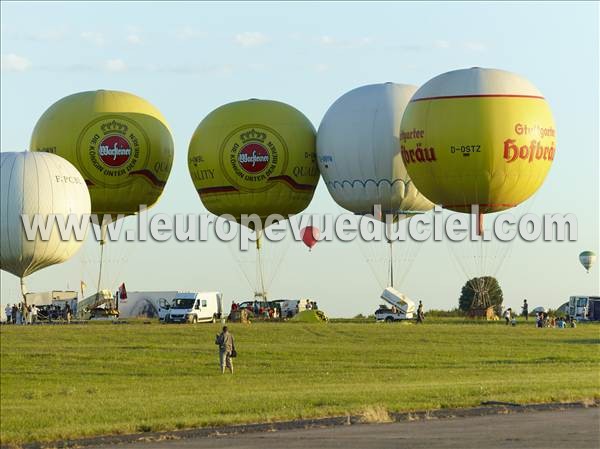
[24,290,78,321]
[374,287,416,322]
[567,296,600,321]
[164,292,223,324]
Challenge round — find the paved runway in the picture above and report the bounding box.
[90,408,599,449]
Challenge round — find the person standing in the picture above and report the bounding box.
[5,304,12,324]
[65,303,72,324]
[16,303,23,325]
[503,308,512,325]
[416,301,425,324]
[30,304,38,324]
[522,299,529,321]
[215,326,235,374]
[11,304,17,324]
[22,303,29,325]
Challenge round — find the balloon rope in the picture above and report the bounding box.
[387,220,394,288]
[256,231,267,301]
[20,277,28,306]
[96,224,106,301]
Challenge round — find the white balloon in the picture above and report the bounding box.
[0,151,91,279]
[317,83,433,217]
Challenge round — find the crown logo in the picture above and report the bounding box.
[240,129,267,143]
[101,120,129,135]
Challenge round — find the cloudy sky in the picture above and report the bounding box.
[1,2,598,316]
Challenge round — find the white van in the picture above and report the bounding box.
[164,292,223,324]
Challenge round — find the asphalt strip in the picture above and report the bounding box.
[4,400,598,449]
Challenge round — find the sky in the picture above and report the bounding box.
[1,2,599,317]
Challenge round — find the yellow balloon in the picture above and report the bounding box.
[188,99,319,224]
[30,90,174,217]
[400,68,556,214]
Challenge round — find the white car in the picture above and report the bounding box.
[374,305,413,322]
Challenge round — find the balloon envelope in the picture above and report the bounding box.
[0,151,91,278]
[30,90,174,217]
[188,99,319,226]
[579,251,596,272]
[301,226,320,250]
[317,83,433,218]
[400,68,556,214]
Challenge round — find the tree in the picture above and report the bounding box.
[459,276,503,316]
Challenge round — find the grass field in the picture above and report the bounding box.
[1,319,599,445]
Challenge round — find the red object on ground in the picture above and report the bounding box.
[301,226,320,251]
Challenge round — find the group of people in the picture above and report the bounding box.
[231,301,281,320]
[502,300,575,328]
[535,312,576,329]
[4,302,74,325]
[229,300,320,321]
[4,303,39,325]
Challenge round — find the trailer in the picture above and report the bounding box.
[567,296,600,321]
[375,287,416,322]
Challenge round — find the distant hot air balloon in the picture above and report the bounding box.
[400,68,556,234]
[30,90,174,297]
[188,99,319,299]
[0,151,91,297]
[579,251,596,273]
[301,226,320,251]
[317,83,433,288]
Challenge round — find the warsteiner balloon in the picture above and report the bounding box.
[188,99,319,226]
[30,90,174,217]
[400,68,556,216]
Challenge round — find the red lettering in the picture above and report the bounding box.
[503,139,519,163]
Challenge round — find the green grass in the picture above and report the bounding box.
[1,320,599,445]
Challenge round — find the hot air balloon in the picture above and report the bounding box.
[317,83,433,288]
[188,99,319,299]
[301,226,320,251]
[400,68,556,309]
[0,151,91,298]
[579,251,596,273]
[400,68,556,234]
[30,90,174,299]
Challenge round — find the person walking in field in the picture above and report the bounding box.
[522,299,529,320]
[215,326,235,374]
